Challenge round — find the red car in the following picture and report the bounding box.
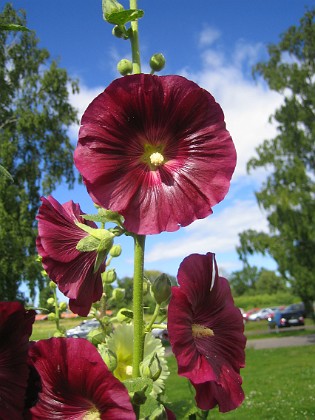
[243,308,260,322]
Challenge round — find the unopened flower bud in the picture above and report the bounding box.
[112,25,129,40]
[102,0,124,19]
[140,352,162,382]
[49,281,56,289]
[116,307,132,322]
[98,344,117,372]
[59,301,67,311]
[112,287,125,302]
[47,312,56,321]
[109,244,122,257]
[47,297,55,306]
[149,53,166,72]
[117,59,133,76]
[151,273,171,304]
[102,269,117,284]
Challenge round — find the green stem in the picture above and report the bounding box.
[132,234,146,378]
[129,0,141,74]
[146,303,161,332]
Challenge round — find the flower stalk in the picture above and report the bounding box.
[129,0,141,74]
[132,234,146,378]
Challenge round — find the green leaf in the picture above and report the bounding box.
[0,23,30,32]
[105,9,144,25]
[0,165,14,182]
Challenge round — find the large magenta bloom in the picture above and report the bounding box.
[74,74,236,235]
[168,253,246,412]
[28,338,135,419]
[0,302,35,419]
[36,196,105,316]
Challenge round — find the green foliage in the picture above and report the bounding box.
[0,4,79,301]
[233,292,299,311]
[238,8,315,314]
[166,347,315,419]
[230,265,287,297]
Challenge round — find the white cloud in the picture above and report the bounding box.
[198,26,221,47]
[68,84,104,139]
[181,41,283,180]
[146,198,269,263]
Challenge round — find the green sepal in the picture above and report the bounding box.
[87,327,107,346]
[94,249,108,272]
[76,235,100,252]
[0,23,30,32]
[105,9,144,25]
[124,377,153,406]
[120,309,133,319]
[102,0,124,18]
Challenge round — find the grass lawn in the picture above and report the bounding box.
[165,346,315,419]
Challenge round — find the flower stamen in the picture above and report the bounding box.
[84,408,101,419]
[192,324,214,338]
[149,152,164,167]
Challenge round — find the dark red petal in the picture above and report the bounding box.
[192,365,245,412]
[29,338,135,419]
[0,302,35,419]
[36,196,104,316]
[74,74,236,234]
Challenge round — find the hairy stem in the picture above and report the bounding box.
[132,234,146,378]
[129,0,141,74]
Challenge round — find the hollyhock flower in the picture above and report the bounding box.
[28,338,135,419]
[36,196,107,316]
[0,301,35,419]
[74,74,236,235]
[168,253,246,412]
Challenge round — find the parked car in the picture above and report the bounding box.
[66,319,100,338]
[248,308,274,321]
[268,305,305,328]
[243,308,260,322]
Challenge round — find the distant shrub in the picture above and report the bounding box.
[234,292,300,311]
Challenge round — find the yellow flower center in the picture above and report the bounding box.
[84,407,101,419]
[141,144,166,170]
[150,152,165,167]
[192,324,214,338]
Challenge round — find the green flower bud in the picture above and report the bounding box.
[87,328,106,346]
[59,301,67,311]
[47,297,55,306]
[49,281,57,289]
[112,25,129,40]
[117,59,133,76]
[98,344,117,372]
[149,53,166,72]
[109,244,122,257]
[151,273,172,304]
[112,287,125,302]
[102,268,117,284]
[140,352,162,382]
[129,388,148,406]
[102,0,124,19]
[47,312,56,321]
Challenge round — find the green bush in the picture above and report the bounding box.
[234,292,300,311]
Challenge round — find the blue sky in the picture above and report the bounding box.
[11,1,314,286]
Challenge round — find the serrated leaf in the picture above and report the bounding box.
[124,377,152,393]
[105,9,144,25]
[0,23,30,32]
[0,165,14,182]
[140,395,166,419]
